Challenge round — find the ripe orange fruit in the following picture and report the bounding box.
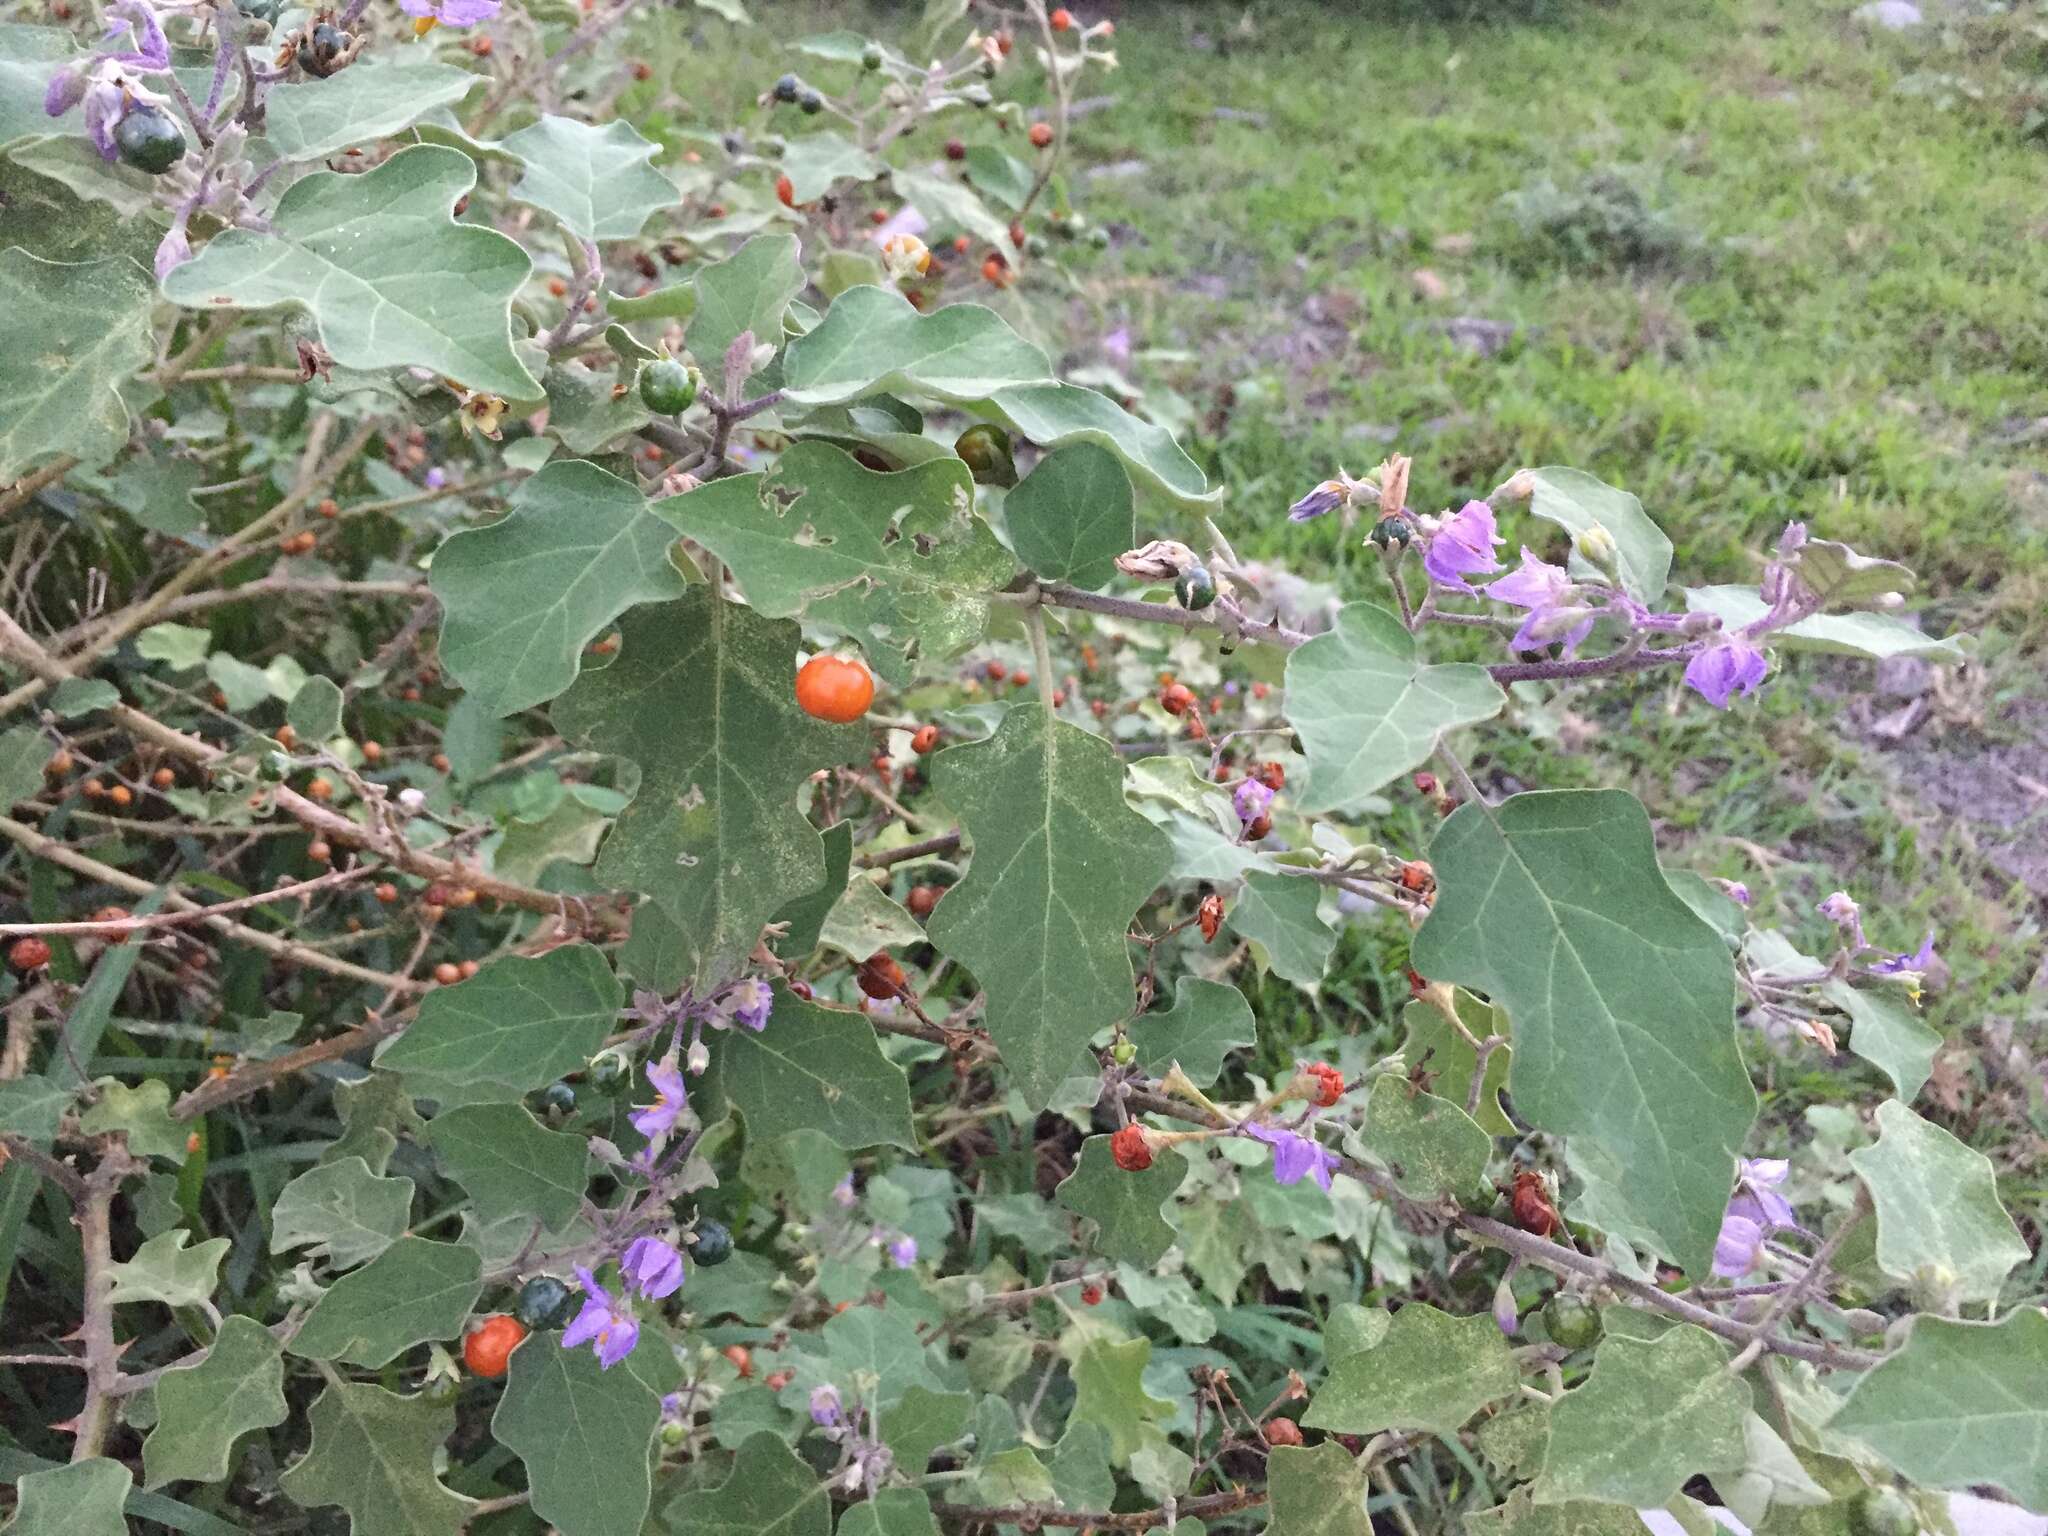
[9,937,52,971]
[911,724,940,754]
[1050,7,1073,30]
[1029,122,1053,149]
[776,173,796,208]
[795,654,874,723]
[463,1314,527,1379]
[434,962,461,985]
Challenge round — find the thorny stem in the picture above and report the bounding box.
[70,1144,143,1461]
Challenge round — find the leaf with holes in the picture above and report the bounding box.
[926,706,1171,1109]
[553,593,866,990]
[162,145,538,399]
[433,458,688,718]
[1412,790,1756,1276]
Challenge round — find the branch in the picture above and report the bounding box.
[1725,1188,1870,1374]
[172,1012,408,1121]
[0,457,78,519]
[856,831,964,870]
[70,1144,143,1461]
[931,1485,1266,1530]
[0,862,377,936]
[0,1134,88,1199]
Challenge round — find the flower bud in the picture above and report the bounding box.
[1572,520,1620,579]
[686,1037,710,1075]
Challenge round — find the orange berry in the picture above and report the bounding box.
[308,839,332,864]
[1029,122,1053,149]
[306,777,333,801]
[1264,1417,1304,1448]
[374,882,399,903]
[721,1343,753,1378]
[44,749,73,778]
[1110,1123,1151,1171]
[108,785,132,808]
[1159,683,1195,716]
[547,277,568,298]
[9,938,52,972]
[151,767,175,789]
[1050,7,1073,30]
[857,951,907,1001]
[317,497,339,519]
[776,174,796,209]
[459,959,479,979]
[463,1314,527,1379]
[953,234,971,254]
[83,778,106,799]
[432,753,451,772]
[275,724,298,750]
[360,740,383,763]
[911,724,940,755]
[434,962,461,985]
[906,885,939,919]
[794,654,874,723]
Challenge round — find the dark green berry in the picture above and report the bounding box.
[515,1275,573,1330]
[772,73,801,103]
[1541,1294,1602,1351]
[1367,513,1413,550]
[953,424,1016,488]
[115,104,186,176]
[960,84,993,109]
[1024,233,1049,258]
[1086,226,1111,250]
[686,1219,734,1266]
[861,42,884,71]
[640,358,699,416]
[537,1080,576,1118]
[1174,565,1218,612]
[258,750,290,783]
[798,88,825,115]
[1848,1490,1917,1536]
[587,1048,628,1087]
[298,21,351,77]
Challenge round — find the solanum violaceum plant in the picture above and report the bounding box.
[0,1,2037,1535]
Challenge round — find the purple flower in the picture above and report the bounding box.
[886,1235,918,1269]
[720,978,773,1032]
[661,1391,687,1423]
[620,1236,685,1300]
[1728,1158,1795,1232]
[1288,479,1347,523]
[153,225,192,284]
[1870,932,1938,977]
[423,467,448,490]
[1487,549,1597,657]
[1712,1213,1766,1279]
[1233,778,1274,827]
[809,1384,844,1427]
[1818,892,1868,952]
[1682,635,1768,709]
[1244,1122,1339,1191]
[1422,501,1504,595]
[43,67,88,118]
[562,1266,640,1368]
[831,1175,857,1209]
[1722,881,1752,908]
[629,1055,688,1140]
[100,1,170,70]
[398,0,501,23]
[1491,1274,1519,1337]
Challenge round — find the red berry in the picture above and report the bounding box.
[1159,683,1195,716]
[1029,122,1053,149]
[9,937,52,972]
[722,1343,753,1378]
[1398,861,1432,892]
[907,885,940,919]
[1244,813,1272,840]
[1303,1061,1344,1109]
[945,139,966,160]
[776,173,795,208]
[463,1314,527,1379]
[1198,892,1224,943]
[1049,7,1073,30]
[984,660,1006,682]
[1110,1123,1152,1172]
[1080,1284,1104,1306]
[1264,1417,1304,1448]
[857,951,907,1001]
[1511,1169,1561,1238]
[1413,771,1439,796]
[911,724,941,755]
[1254,762,1285,791]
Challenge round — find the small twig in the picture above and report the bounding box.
[0,862,376,936]
[930,1486,1266,1531]
[1726,1188,1870,1374]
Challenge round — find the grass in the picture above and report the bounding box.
[655,0,2048,1202]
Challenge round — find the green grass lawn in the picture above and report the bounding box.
[659,0,2048,1205]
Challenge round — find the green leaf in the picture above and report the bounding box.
[135,623,212,671]
[979,382,1217,508]
[0,250,154,483]
[968,1447,1057,1506]
[287,676,344,743]
[1523,466,1673,603]
[279,1381,474,1536]
[1828,1309,2048,1513]
[963,146,1035,212]
[1474,1401,1551,1480]
[1286,602,1505,814]
[1684,586,1967,664]
[1003,442,1134,592]
[778,131,884,204]
[1822,981,1938,1103]
[819,874,924,959]
[823,1305,948,1408]
[838,1489,938,1536]
[143,1315,288,1489]
[655,444,1014,685]
[553,593,866,989]
[0,725,51,812]
[688,234,805,386]
[1846,1099,2027,1305]
[0,24,76,150]
[496,1332,665,1536]
[664,1431,830,1536]
[426,1104,590,1231]
[49,677,118,718]
[782,287,1050,406]
[1067,1337,1174,1467]
[1789,538,1916,609]
[432,459,689,719]
[889,168,1015,261]
[83,446,206,535]
[1129,977,1255,1088]
[163,145,539,400]
[205,653,270,712]
[1531,1324,1750,1508]
[1266,1443,1372,1536]
[503,116,678,240]
[880,1387,971,1476]
[1412,790,1757,1276]
[377,944,621,1107]
[270,1155,415,1269]
[1466,1489,1649,1536]
[1304,1304,1518,1437]
[494,793,612,886]
[325,1070,424,1176]
[266,56,479,162]
[769,819,852,965]
[79,1077,186,1164]
[1400,990,1513,1136]
[706,986,915,1150]
[927,706,1172,1109]
[9,1458,132,1536]
[543,362,650,454]
[1055,1135,1188,1266]
[1226,870,1336,990]
[286,1236,483,1367]
[1354,1074,1491,1201]
[0,1075,70,1145]
[104,1229,229,1308]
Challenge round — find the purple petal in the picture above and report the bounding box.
[595,1314,640,1368]
[561,1295,611,1349]
[1288,481,1345,522]
[82,83,124,161]
[153,225,191,284]
[1486,548,1571,611]
[1682,637,1767,710]
[433,0,501,23]
[1711,1213,1764,1279]
[44,66,87,118]
[621,1237,685,1299]
[1422,501,1504,594]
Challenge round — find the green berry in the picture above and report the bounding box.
[1367,514,1413,550]
[259,751,290,783]
[1110,1039,1136,1066]
[640,358,699,416]
[1541,1294,1602,1351]
[660,1418,688,1447]
[514,1275,573,1330]
[685,1219,734,1266]
[1087,226,1111,250]
[772,73,801,103]
[1847,1489,1917,1536]
[861,42,884,71]
[1024,233,1049,258]
[115,104,186,176]
[588,1048,629,1087]
[537,1081,576,1119]
[953,424,1017,488]
[1174,565,1218,612]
